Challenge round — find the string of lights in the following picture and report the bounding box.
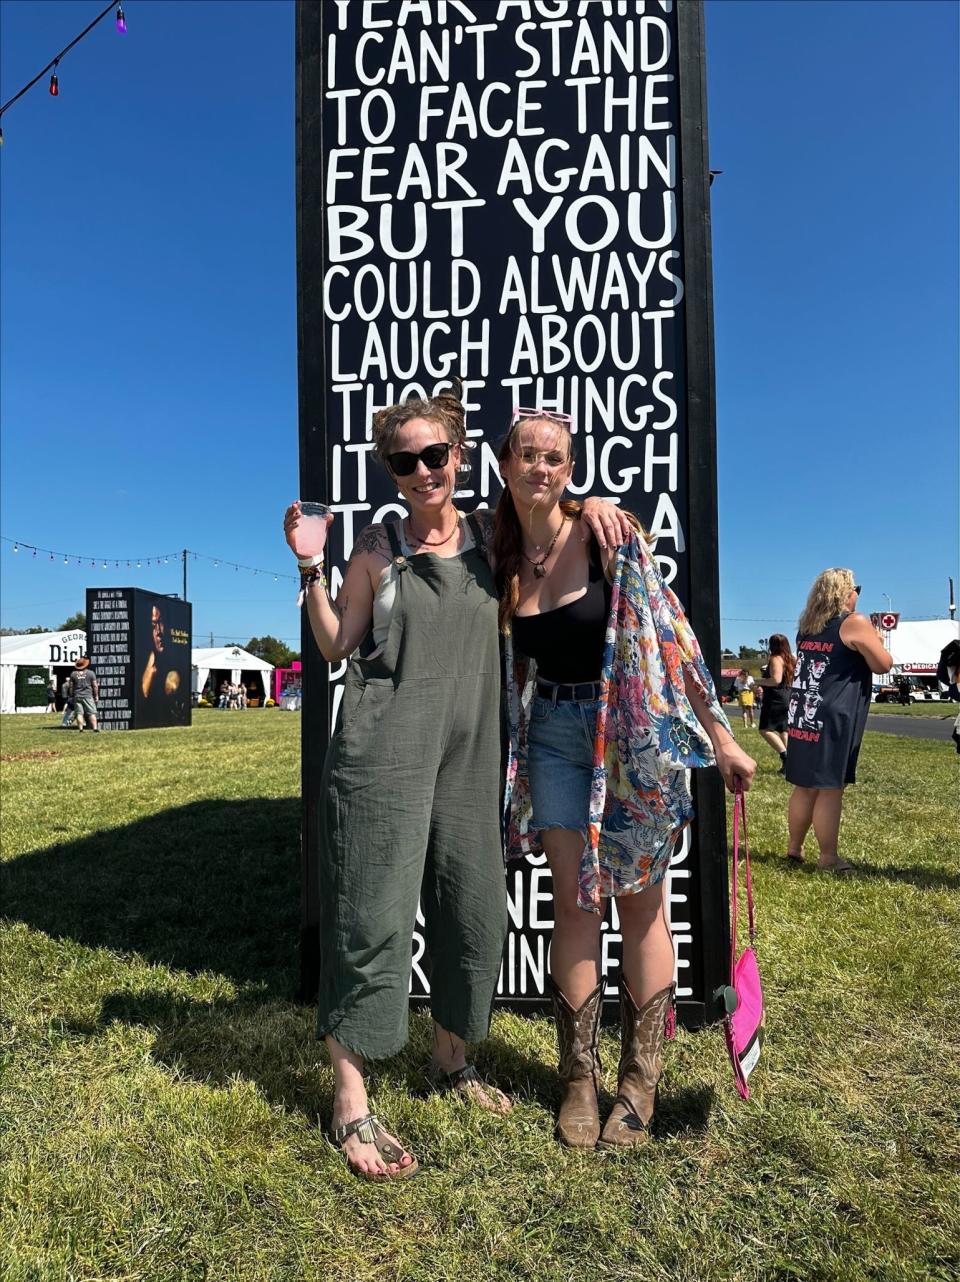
[2,537,298,583]
[0,2,127,144]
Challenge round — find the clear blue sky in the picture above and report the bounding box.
[1,0,957,652]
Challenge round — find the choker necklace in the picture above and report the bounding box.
[522,517,566,578]
[407,512,461,548]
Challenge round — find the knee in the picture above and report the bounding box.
[616,883,664,928]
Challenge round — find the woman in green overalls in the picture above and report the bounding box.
[284,387,630,1181]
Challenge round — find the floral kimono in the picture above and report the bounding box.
[503,533,731,912]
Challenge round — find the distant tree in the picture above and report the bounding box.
[738,645,762,660]
[60,611,87,631]
[246,635,298,668]
[0,625,48,636]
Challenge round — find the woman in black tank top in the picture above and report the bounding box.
[784,570,892,875]
[754,632,795,772]
[495,412,756,1151]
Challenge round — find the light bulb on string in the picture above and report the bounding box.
[63,556,68,564]
[102,562,107,569]
[136,560,141,569]
[49,65,59,97]
[116,5,126,34]
[13,543,18,553]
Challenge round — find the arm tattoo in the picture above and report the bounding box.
[349,523,391,564]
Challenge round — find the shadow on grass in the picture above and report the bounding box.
[83,988,711,1143]
[2,798,301,997]
[746,846,960,892]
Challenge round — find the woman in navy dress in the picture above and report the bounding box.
[784,570,892,873]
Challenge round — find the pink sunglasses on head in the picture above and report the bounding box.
[510,406,573,427]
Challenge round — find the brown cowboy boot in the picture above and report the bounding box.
[598,981,674,1149]
[550,978,604,1148]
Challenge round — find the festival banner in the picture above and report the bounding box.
[296,0,728,1024]
[87,587,192,730]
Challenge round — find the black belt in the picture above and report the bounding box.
[536,679,602,704]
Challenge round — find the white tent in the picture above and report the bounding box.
[191,646,274,701]
[0,630,87,713]
[887,619,960,678]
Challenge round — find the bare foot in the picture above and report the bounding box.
[331,1091,417,1178]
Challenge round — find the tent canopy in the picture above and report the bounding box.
[887,619,959,674]
[191,645,274,694]
[0,629,87,713]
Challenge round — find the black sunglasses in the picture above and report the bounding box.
[386,442,451,477]
[854,584,862,595]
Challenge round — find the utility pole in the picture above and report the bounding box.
[182,549,188,602]
[950,578,956,620]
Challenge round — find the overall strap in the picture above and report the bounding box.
[465,512,486,558]
[383,519,405,559]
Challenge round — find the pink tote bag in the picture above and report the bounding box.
[724,781,764,1099]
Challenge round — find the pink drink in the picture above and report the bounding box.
[297,502,331,557]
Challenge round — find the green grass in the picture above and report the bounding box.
[867,701,958,717]
[2,710,959,1282]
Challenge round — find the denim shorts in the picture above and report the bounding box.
[527,696,600,833]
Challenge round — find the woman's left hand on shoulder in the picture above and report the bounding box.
[713,739,757,793]
[580,497,634,549]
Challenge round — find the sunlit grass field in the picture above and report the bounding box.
[2,710,958,1282]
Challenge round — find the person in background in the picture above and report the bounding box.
[734,669,756,728]
[45,681,57,714]
[240,682,248,709]
[60,678,77,729]
[785,570,892,874]
[496,410,756,1150]
[218,680,229,710]
[69,657,100,733]
[754,634,795,774]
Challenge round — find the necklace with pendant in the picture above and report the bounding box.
[407,512,461,548]
[522,517,566,578]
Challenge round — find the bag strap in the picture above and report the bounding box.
[730,780,757,984]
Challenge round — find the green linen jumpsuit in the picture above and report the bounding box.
[316,515,507,1060]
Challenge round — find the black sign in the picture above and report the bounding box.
[297,0,728,1025]
[87,588,192,731]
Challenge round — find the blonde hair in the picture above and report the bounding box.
[798,568,856,638]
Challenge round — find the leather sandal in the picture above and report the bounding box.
[330,1114,419,1181]
[427,1063,513,1113]
[816,857,856,877]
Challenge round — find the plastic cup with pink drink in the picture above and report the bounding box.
[296,502,332,558]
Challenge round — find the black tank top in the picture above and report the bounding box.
[512,541,611,684]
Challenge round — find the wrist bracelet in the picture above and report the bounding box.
[296,563,327,608]
[297,553,324,569]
